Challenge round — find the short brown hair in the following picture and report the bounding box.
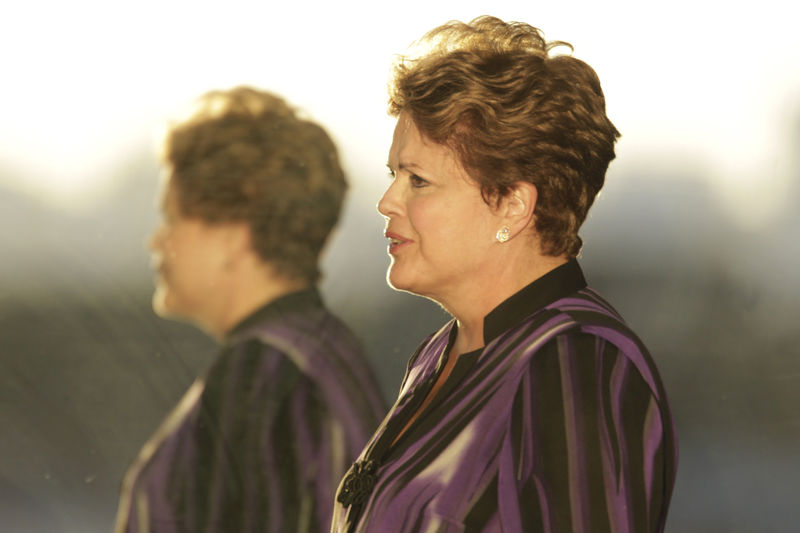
[389,16,620,258]
[163,86,346,283]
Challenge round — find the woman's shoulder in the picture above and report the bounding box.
[516,287,669,403]
[528,286,645,352]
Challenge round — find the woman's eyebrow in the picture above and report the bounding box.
[388,161,424,173]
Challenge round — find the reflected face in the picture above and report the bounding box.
[148,183,230,324]
[378,113,500,303]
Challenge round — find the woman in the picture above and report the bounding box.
[332,17,677,533]
[114,87,385,533]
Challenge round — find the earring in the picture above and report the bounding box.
[496,226,510,243]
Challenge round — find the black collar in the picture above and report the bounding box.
[482,259,587,344]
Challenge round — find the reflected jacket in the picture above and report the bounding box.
[115,289,385,533]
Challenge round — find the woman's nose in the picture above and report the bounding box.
[377,180,399,218]
[148,225,164,252]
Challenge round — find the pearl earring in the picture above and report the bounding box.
[496,226,510,243]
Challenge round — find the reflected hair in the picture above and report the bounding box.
[389,16,620,258]
[162,86,346,283]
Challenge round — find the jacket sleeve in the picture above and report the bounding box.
[510,331,668,533]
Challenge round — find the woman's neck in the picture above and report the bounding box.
[445,254,568,356]
[208,261,310,341]
[452,319,485,355]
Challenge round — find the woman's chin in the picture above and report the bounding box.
[152,286,179,318]
[386,269,408,292]
[386,270,424,297]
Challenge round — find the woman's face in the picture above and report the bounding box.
[148,183,232,326]
[379,113,502,304]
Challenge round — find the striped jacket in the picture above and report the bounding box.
[332,260,677,532]
[115,289,385,533]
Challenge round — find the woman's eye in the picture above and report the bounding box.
[409,174,427,188]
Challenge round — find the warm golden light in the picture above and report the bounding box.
[0,0,796,227]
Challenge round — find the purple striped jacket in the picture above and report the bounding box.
[332,260,677,532]
[115,289,384,533]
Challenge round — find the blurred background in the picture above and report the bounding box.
[1,1,798,531]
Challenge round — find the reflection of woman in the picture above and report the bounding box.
[333,17,677,533]
[114,87,384,533]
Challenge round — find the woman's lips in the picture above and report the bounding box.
[385,231,411,253]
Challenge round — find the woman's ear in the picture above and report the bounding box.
[500,181,537,237]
